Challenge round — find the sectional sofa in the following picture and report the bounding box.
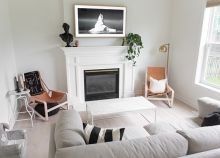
[49,97,220,158]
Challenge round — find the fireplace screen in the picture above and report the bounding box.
[84,69,119,101]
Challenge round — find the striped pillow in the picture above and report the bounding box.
[83,123,125,144]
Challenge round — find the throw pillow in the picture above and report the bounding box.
[149,77,167,93]
[201,107,220,127]
[83,123,125,144]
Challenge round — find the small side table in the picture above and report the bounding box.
[8,89,35,127]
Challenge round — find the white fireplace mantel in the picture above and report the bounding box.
[61,46,135,110]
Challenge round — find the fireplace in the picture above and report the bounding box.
[61,46,135,111]
[84,69,119,101]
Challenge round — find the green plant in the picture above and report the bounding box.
[122,33,143,66]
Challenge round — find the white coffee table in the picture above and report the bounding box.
[86,96,157,125]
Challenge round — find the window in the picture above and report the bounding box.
[199,6,220,90]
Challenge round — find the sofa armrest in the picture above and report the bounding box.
[197,97,220,119]
[7,130,26,140]
[0,144,22,156]
[178,148,220,158]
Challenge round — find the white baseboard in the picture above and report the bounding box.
[134,90,143,96]
[174,94,197,109]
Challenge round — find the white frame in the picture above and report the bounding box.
[200,6,220,90]
[74,5,126,37]
[201,43,220,90]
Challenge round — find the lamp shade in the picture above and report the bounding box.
[159,45,167,52]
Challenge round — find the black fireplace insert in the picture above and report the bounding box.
[84,69,119,101]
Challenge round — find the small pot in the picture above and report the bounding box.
[75,41,79,47]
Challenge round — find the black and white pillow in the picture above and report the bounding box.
[83,123,125,144]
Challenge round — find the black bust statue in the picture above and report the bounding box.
[59,23,73,47]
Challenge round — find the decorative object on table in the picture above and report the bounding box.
[74,5,126,37]
[23,71,69,121]
[22,73,27,91]
[14,77,21,93]
[75,40,79,47]
[159,43,170,75]
[59,23,73,47]
[23,81,27,91]
[145,67,174,108]
[83,123,125,144]
[122,33,143,66]
[0,123,27,158]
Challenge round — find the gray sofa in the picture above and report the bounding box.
[49,97,220,158]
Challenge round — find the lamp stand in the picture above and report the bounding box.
[159,43,170,77]
[166,44,170,77]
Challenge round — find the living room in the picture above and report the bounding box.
[1,0,220,158]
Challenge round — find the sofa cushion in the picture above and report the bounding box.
[83,123,125,144]
[54,110,86,149]
[122,126,150,140]
[55,133,188,158]
[198,97,220,119]
[201,107,220,127]
[144,117,202,135]
[177,125,220,155]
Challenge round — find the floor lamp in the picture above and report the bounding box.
[159,43,170,77]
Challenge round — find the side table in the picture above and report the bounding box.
[8,89,35,127]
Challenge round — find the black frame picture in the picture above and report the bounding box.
[74,5,126,37]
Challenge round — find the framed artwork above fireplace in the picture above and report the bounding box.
[74,5,126,37]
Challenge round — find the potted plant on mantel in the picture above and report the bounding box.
[122,33,143,66]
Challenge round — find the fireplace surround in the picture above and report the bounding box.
[61,46,135,110]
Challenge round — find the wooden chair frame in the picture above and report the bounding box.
[20,74,69,121]
[145,67,174,108]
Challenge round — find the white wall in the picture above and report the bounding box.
[7,0,172,97]
[63,0,172,95]
[3,0,213,124]
[8,0,66,91]
[169,0,220,108]
[0,0,17,125]
[0,0,172,124]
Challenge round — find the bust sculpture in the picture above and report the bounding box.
[59,23,73,47]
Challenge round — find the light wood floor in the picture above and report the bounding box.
[13,98,197,158]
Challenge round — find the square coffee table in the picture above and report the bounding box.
[86,96,157,125]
